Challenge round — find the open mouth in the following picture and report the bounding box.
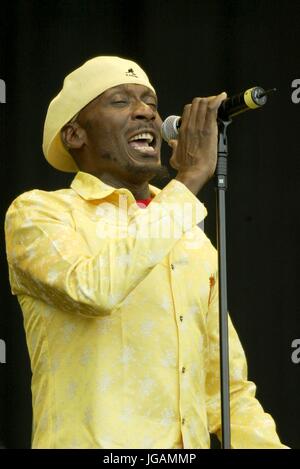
[128,131,157,156]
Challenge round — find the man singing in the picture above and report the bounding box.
[5,56,287,449]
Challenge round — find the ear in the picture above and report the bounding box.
[61,122,87,151]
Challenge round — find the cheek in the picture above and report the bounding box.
[92,129,127,161]
[86,114,128,154]
[156,114,163,126]
[88,126,115,152]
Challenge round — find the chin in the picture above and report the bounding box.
[136,163,170,183]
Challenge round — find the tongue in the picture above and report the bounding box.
[129,141,154,153]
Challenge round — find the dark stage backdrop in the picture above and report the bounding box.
[0,0,299,449]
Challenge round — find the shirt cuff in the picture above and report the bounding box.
[151,179,207,231]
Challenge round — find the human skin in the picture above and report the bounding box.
[61,83,226,198]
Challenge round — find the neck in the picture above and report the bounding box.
[95,172,151,199]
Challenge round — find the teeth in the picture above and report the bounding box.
[129,132,154,143]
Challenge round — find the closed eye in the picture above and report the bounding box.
[112,100,128,105]
[146,102,158,109]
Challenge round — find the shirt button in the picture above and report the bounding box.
[179,316,183,322]
[182,418,185,425]
[170,263,175,270]
[182,366,186,373]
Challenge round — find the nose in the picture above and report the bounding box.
[131,100,156,121]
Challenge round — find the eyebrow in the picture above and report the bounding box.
[141,91,157,100]
[107,86,157,100]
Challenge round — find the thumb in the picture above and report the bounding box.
[168,139,178,150]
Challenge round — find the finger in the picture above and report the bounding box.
[168,139,178,150]
[208,91,227,112]
[194,97,210,132]
[169,155,180,170]
[179,103,191,132]
[186,97,199,131]
[204,92,227,128]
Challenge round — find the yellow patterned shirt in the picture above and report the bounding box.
[5,171,286,449]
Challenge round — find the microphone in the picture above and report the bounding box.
[161,86,276,142]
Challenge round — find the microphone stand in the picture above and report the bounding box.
[215,118,232,449]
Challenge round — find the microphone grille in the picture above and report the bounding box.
[161,115,180,142]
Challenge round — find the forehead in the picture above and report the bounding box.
[101,83,156,98]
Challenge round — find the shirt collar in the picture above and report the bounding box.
[70,171,161,202]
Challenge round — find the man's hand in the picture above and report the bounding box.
[170,92,227,195]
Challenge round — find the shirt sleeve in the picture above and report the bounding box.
[5,180,206,318]
[205,273,289,449]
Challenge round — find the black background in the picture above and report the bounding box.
[0,0,300,449]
